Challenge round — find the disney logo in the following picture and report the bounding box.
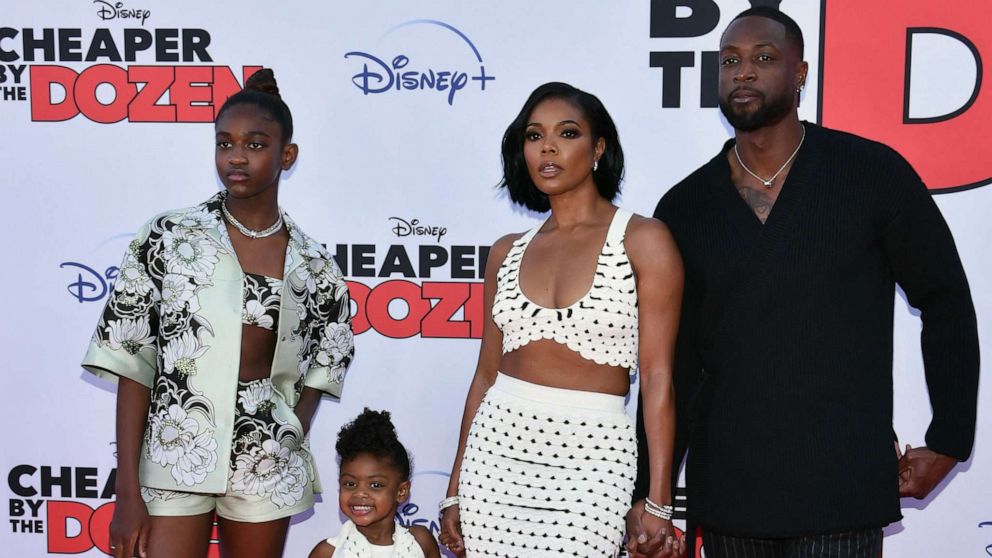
[389,217,447,242]
[93,1,151,26]
[61,262,118,303]
[395,502,440,537]
[344,19,494,105]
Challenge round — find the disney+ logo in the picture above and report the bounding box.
[93,1,151,26]
[345,19,495,105]
[389,217,447,242]
[61,262,118,303]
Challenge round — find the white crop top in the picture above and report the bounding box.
[492,208,639,370]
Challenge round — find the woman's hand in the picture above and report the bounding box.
[438,505,466,557]
[111,377,152,557]
[626,500,685,558]
[293,387,323,436]
[639,511,684,557]
[108,493,150,558]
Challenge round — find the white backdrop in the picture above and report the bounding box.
[1,1,989,556]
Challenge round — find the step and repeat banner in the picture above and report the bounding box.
[1,1,989,556]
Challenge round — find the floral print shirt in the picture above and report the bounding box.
[82,192,354,494]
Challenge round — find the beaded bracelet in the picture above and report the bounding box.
[644,497,674,521]
[438,496,461,511]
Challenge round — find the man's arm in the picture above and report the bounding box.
[878,147,979,497]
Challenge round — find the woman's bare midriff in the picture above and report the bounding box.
[238,325,278,381]
[499,338,630,396]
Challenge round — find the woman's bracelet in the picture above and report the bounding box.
[644,497,674,521]
[438,496,461,511]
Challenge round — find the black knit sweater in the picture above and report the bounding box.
[634,123,979,537]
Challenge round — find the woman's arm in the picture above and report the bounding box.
[110,376,152,558]
[438,233,518,557]
[293,386,322,436]
[443,233,517,496]
[625,216,684,558]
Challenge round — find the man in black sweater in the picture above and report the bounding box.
[627,7,979,558]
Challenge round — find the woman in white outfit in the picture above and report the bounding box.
[439,82,685,558]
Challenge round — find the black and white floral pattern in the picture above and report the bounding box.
[289,224,353,384]
[91,205,221,488]
[86,192,354,493]
[229,379,313,508]
[242,273,282,331]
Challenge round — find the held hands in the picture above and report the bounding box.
[439,505,466,557]
[626,499,685,558]
[895,443,958,500]
[109,493,150,558]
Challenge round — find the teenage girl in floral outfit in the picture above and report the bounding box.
[83,68,354,558]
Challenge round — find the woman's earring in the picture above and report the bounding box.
[593,160,599,172]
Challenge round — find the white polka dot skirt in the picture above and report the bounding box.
[458,373,637,557]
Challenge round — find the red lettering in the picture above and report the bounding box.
[209,518,221,558]
[347,281,372,335]
[45,501,222,556]
[821,1,991,191]
[46,501,93,553]
[367,280,431,339]
[29,65,78,121]
[422,282,471,338]
[212,66,262,118]
[75,64,137,123]
[28,65,262,123]
[88,502,114,555]
[173,66,215,122]
[465,281,485,338]
[128,65,175,122]
[348,280,484,339]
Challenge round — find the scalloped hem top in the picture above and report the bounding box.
[492,209,638,371]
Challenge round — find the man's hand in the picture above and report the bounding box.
[896,443,958,499]
[626,499,684,558]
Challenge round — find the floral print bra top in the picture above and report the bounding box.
[243,272,282,331]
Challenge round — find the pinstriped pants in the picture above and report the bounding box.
[702,528,883,558]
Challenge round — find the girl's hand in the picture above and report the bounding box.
[438,505,465,557]
[109,493,150,558]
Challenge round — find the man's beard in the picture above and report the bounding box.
[719,87,794,132]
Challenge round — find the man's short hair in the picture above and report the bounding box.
[730,7,804,59]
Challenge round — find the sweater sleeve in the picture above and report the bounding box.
[877,149,979,461]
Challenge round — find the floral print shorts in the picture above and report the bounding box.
[141,378,316,523]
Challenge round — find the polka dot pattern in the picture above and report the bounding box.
[458,375,636,557]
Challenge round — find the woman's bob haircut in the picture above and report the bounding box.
[500,82,624,212]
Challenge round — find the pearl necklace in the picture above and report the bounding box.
[221,202,283,239]
[734,125,806,188]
